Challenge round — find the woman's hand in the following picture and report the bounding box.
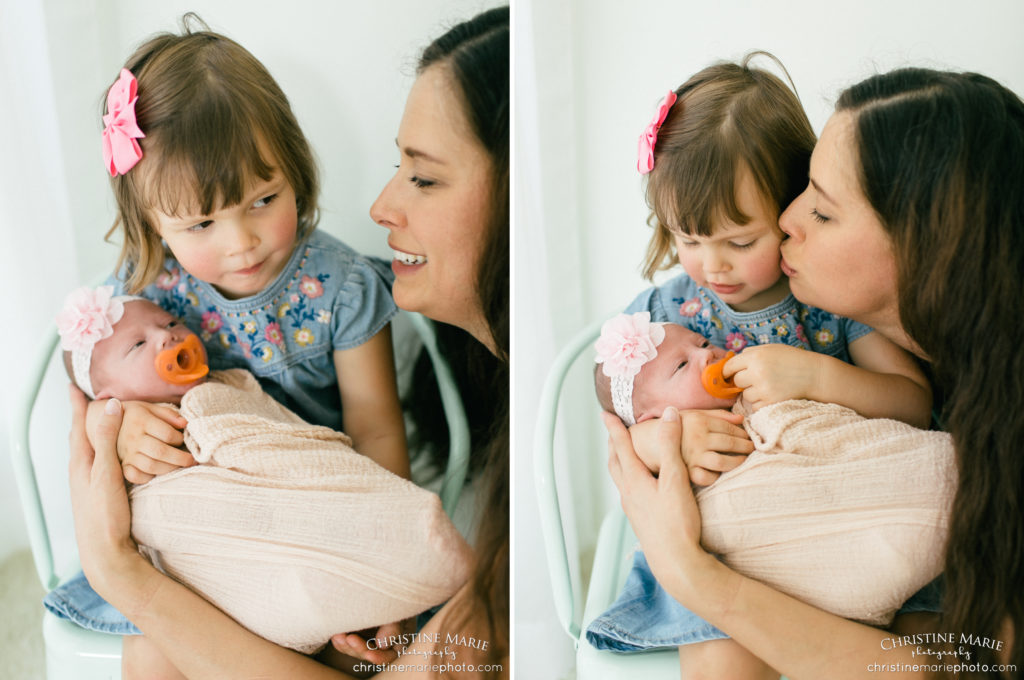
[604,407,708,581]
[69,387,148,599]
[724,344,823,411]
[329,618,415,666]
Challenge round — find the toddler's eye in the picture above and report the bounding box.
[730,240,755,250]
[678,239,698,248]
[253,194,277,208]
[188,220,213,232]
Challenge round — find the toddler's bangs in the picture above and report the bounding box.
[140,101,276,220]
[647,146,751,237]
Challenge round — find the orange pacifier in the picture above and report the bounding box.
[701,351,743,399]
[155,335,209,385]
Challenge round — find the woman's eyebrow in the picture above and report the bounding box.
[810,178,837,206]
[395,139,447,165]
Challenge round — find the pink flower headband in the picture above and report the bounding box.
[102,68,145,176]
[594,312,666,426]
[637,90,677,175]
[56,286,140,399]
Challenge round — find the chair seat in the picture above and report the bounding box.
[42,611,121,679]
[577,509,680,677]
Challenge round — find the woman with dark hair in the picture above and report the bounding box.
[606,67,1022,679]
[68,6,509,679]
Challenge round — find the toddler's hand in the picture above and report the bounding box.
[724,344,822,411]
[629,410,752,486]
[87,400,192,484]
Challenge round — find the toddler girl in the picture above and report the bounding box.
[94,18,407,485]
[627,52,932,430]
[587,313,950,676]
[49,288,470,667]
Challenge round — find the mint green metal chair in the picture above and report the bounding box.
[10,310,470,680]
[534,320,680,678]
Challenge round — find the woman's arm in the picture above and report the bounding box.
[604,408,927,680]
[69,387,355,679]
[334,325,410,478]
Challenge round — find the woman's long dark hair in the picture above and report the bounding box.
[837,68,1024,678]
[403,6,509,672]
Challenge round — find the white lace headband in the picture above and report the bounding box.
[594,312,667,426]
[56,286,142,399]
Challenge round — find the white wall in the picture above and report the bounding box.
[514,1,1024,676]
[0,0,500,566]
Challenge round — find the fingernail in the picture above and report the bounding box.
[662,406,679,422]
[105,398,122,415]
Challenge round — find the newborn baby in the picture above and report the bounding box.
[56,286,472,654]
[590,312,953,633]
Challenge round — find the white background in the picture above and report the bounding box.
[514,1,1024,677]
[0,0,499,576]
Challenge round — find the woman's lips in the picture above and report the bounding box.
[780,257,796,277]
[390,247,427,275]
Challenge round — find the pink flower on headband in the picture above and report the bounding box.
[637,90,677,175]
[56,286,125,352]
[101,69,146,176]
[595,312,666,378]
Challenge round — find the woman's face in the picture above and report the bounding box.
[778,112,899,328]
[371,65,493,343]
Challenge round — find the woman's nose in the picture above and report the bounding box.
[779,195,803,241]
[370,174,402,229]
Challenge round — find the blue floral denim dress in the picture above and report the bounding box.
[587,273,942,651]
[45,229,397,634]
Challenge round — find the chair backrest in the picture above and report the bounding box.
[9,310,470,591]
[532,319,604,643]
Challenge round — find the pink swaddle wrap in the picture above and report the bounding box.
[695,399,955,626]
[129,369,473,654]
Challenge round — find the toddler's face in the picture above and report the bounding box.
[632,324,737,422]
[672,167,789,313]
[150,164,299,300]
[90,300,206,404]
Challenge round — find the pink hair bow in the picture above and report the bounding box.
[637,91,677,175]
[101,69,145,176]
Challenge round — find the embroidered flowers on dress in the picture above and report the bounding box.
[679,297,702,317]
[725,332,748,351]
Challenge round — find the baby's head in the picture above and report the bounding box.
[102,15,319,294]
[57,287,208,404]
[594,313,736,425]
[637,52,815,308]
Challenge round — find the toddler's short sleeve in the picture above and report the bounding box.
[331,255,398,351]
[842,317,874,345]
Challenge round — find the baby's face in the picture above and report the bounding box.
[90,300,206,403]
[632,324,737,422]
